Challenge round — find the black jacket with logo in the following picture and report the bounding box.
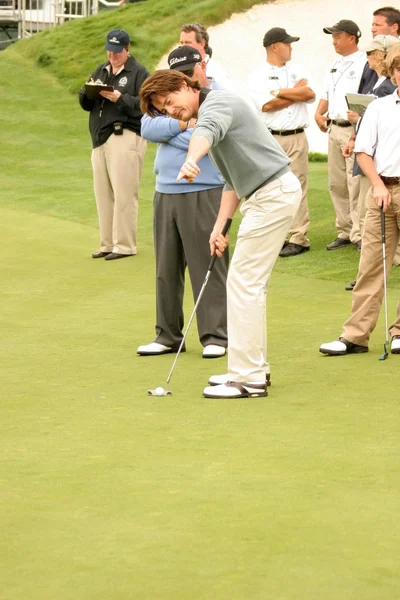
[78,55,149,148]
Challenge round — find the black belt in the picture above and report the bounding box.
[330,120,352,127]
[269,128,305,136]
[381,175,400,186]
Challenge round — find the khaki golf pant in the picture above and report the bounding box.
[91,130,146,255]
[273,131,310,247]
[341,183,400,346]
[358,174,400,265]
[328,124,360,243]
[227,171,301,383]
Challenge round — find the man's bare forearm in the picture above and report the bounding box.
[356,153,382,187]
[278,87,315,102]
[186,134,212,162]
[262,98,294,112]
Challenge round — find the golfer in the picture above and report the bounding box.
[320,45,400,357]
[140,70,301,398]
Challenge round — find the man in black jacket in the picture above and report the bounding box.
[79,29,149,260]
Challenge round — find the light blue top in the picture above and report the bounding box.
[141,115,224,194]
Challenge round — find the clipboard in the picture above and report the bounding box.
[345,93,376,117]
[85,82,114,99]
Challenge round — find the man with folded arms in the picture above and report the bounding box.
[249,27,315,257]
[139,70,301,398]
[315,20,366,252]
[319,45,400,357]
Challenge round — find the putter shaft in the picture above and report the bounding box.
[166,218,232,384]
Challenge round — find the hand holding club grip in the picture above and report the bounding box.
[208,218,232,271]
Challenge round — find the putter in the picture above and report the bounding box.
[379,206,389,361]
[166,218,232,384]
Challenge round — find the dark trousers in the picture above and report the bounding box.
[153,188,228,348]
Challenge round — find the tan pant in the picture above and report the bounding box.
[273,132,310,247]
[358,174,400,265]
[227,171,301,382]
[341,184,400,346]
[328,124,360,243]
[91,130,146,255]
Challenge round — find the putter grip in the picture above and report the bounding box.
[208,218,232,271]
[380,206,386,242]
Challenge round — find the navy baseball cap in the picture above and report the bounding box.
[105,29,130,52]
[168,46,202,71]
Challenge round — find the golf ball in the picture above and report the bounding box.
[155,386,165,396]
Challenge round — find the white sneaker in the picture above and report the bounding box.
[137,342,173,356]
[391,336,400,354]
[202,344,226,358]
[208,373,271,386]
[203,382,267,398]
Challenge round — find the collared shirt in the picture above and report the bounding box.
[204,57,234,91]
[355,90,400,177]
[248,62,313,130]
[322,50,366,119]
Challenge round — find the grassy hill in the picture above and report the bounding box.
[7,0,272,93]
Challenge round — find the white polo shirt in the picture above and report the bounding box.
[248,61,312,131]
[355,90,400,177]
[322,50,366,120]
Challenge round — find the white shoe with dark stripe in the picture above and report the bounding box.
[203,381,267,398]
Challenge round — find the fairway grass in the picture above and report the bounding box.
[2,206,400,600]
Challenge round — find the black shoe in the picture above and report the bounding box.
[92,251,112,259]
[326,238,352,251]
[279,242,310,257]
[345,280,357,291]
[105,253,133,261]
[355,240,362,251]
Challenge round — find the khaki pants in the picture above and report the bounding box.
[227,171,301,382]
[358,174,400,265]
[91,130,146,255]
[273,131,310,247]
[341,184,400,346]
[328,124,360,243]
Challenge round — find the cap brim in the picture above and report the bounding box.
[170,61,200,71]
[285,35,300,43]
[323,26,341,34]
[104,43,125,53]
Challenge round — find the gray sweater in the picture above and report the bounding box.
[194,90,290,199]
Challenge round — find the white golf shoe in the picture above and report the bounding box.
[137,342,175,356]
[319,337,368,356]
[203,381,267,399]
[202,344,226,358]
[391,336,400,354]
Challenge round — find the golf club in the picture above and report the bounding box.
[165,218,232,384]
[379,206,389,361]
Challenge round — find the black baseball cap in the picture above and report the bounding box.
[168,45,202,71]
[263,27,300,48]
[105,29,130,52]
[323,20,361,38]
